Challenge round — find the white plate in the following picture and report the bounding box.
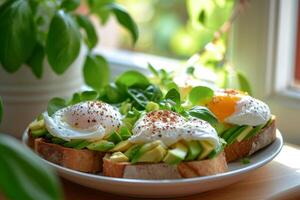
[22,130,283,198]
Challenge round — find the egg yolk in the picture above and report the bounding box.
[207,95,241,122]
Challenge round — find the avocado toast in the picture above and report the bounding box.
[204,89,276,162]
[103,110,228,179]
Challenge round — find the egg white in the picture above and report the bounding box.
[225,96,271,126]
[129,110,220,147]
[44,101,122,141]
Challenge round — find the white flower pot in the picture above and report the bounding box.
[0,46,86,138]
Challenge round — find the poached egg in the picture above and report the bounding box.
[207,89,271,126]
[129,110,220,147]
[44,101,122,141]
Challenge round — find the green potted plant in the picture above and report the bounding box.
[0,0,138,137]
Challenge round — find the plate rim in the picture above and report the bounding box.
[22,129,283,185]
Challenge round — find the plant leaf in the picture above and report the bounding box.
[76,14,98,49]
[0,96,3,123]
[189,86,214,105]
[188,106,218,126]
[83,54,110,91]
[0,134,62,200]
[46,10,81,74]
[165,88,180,106]
[147,63,159,77]
[116,70,150,89]
[87,0,114,24]
[81,91,99,101]
[237,71,252,95]
[27,43,45,79]
[103,83,127,103]
[198,9,206,24]
[0,0,36,72]
[105,3,138,43]
[47,98,67,116]
[61,0,80,11]
[69,92,81,105]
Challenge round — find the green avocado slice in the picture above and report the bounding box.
[185,141,202,161]
[107,131,123,144]
[163,142,188,165]
[87,140,115,151]
[226,126,248,144]
[131,140,163,164]
[136,145,166,163]
[244,124,265,140]
[124,144,142,160]
[221,126,240,140]
[63,139,86,148]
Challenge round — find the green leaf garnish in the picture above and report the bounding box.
[46,10,81,74]
[116,70,150,89]
[165,88,181,106]
[47,98,67,116]
[241,157,251,164]
[188,106,218,126]
[189,86,214,105]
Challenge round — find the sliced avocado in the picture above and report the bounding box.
[44,132,53,140]
[131,140,164,163]
[51,137,66,145]
[29,119,45,131]
[163,142,188,165]
[213,123,230,136]
[244,124,265,140]
[31,128,48,138]
[198,141,214,160]
[208,142,224,159]
[109,140,133,152]
[236,126,253,142]
[124,144,142,160]
[136,145,166,163]
[184,140,202,161]
[74,140,91,150]
[221,126,240,140]
[226,126,248,144]
[119,127,132,140]
[107,131,123,144]
[110,152,129,162]
[87,140,115,151]
[63,139,85,148]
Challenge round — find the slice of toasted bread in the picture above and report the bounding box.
[103,152,228,179]
[34,138,104,173]
[224,119,276,162]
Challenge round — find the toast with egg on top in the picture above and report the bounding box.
[206,89,276,162]
[102,110,228,179]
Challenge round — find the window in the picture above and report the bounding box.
[231,0,300,144]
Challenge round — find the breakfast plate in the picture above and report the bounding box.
[22,130,283,198]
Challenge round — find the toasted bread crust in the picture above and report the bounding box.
[224,119,276,162]
[103,152,228,179]
[34,138,104,173]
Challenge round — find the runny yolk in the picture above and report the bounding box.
[207,95,241,122]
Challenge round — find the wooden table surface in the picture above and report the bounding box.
[62,144,300,200]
